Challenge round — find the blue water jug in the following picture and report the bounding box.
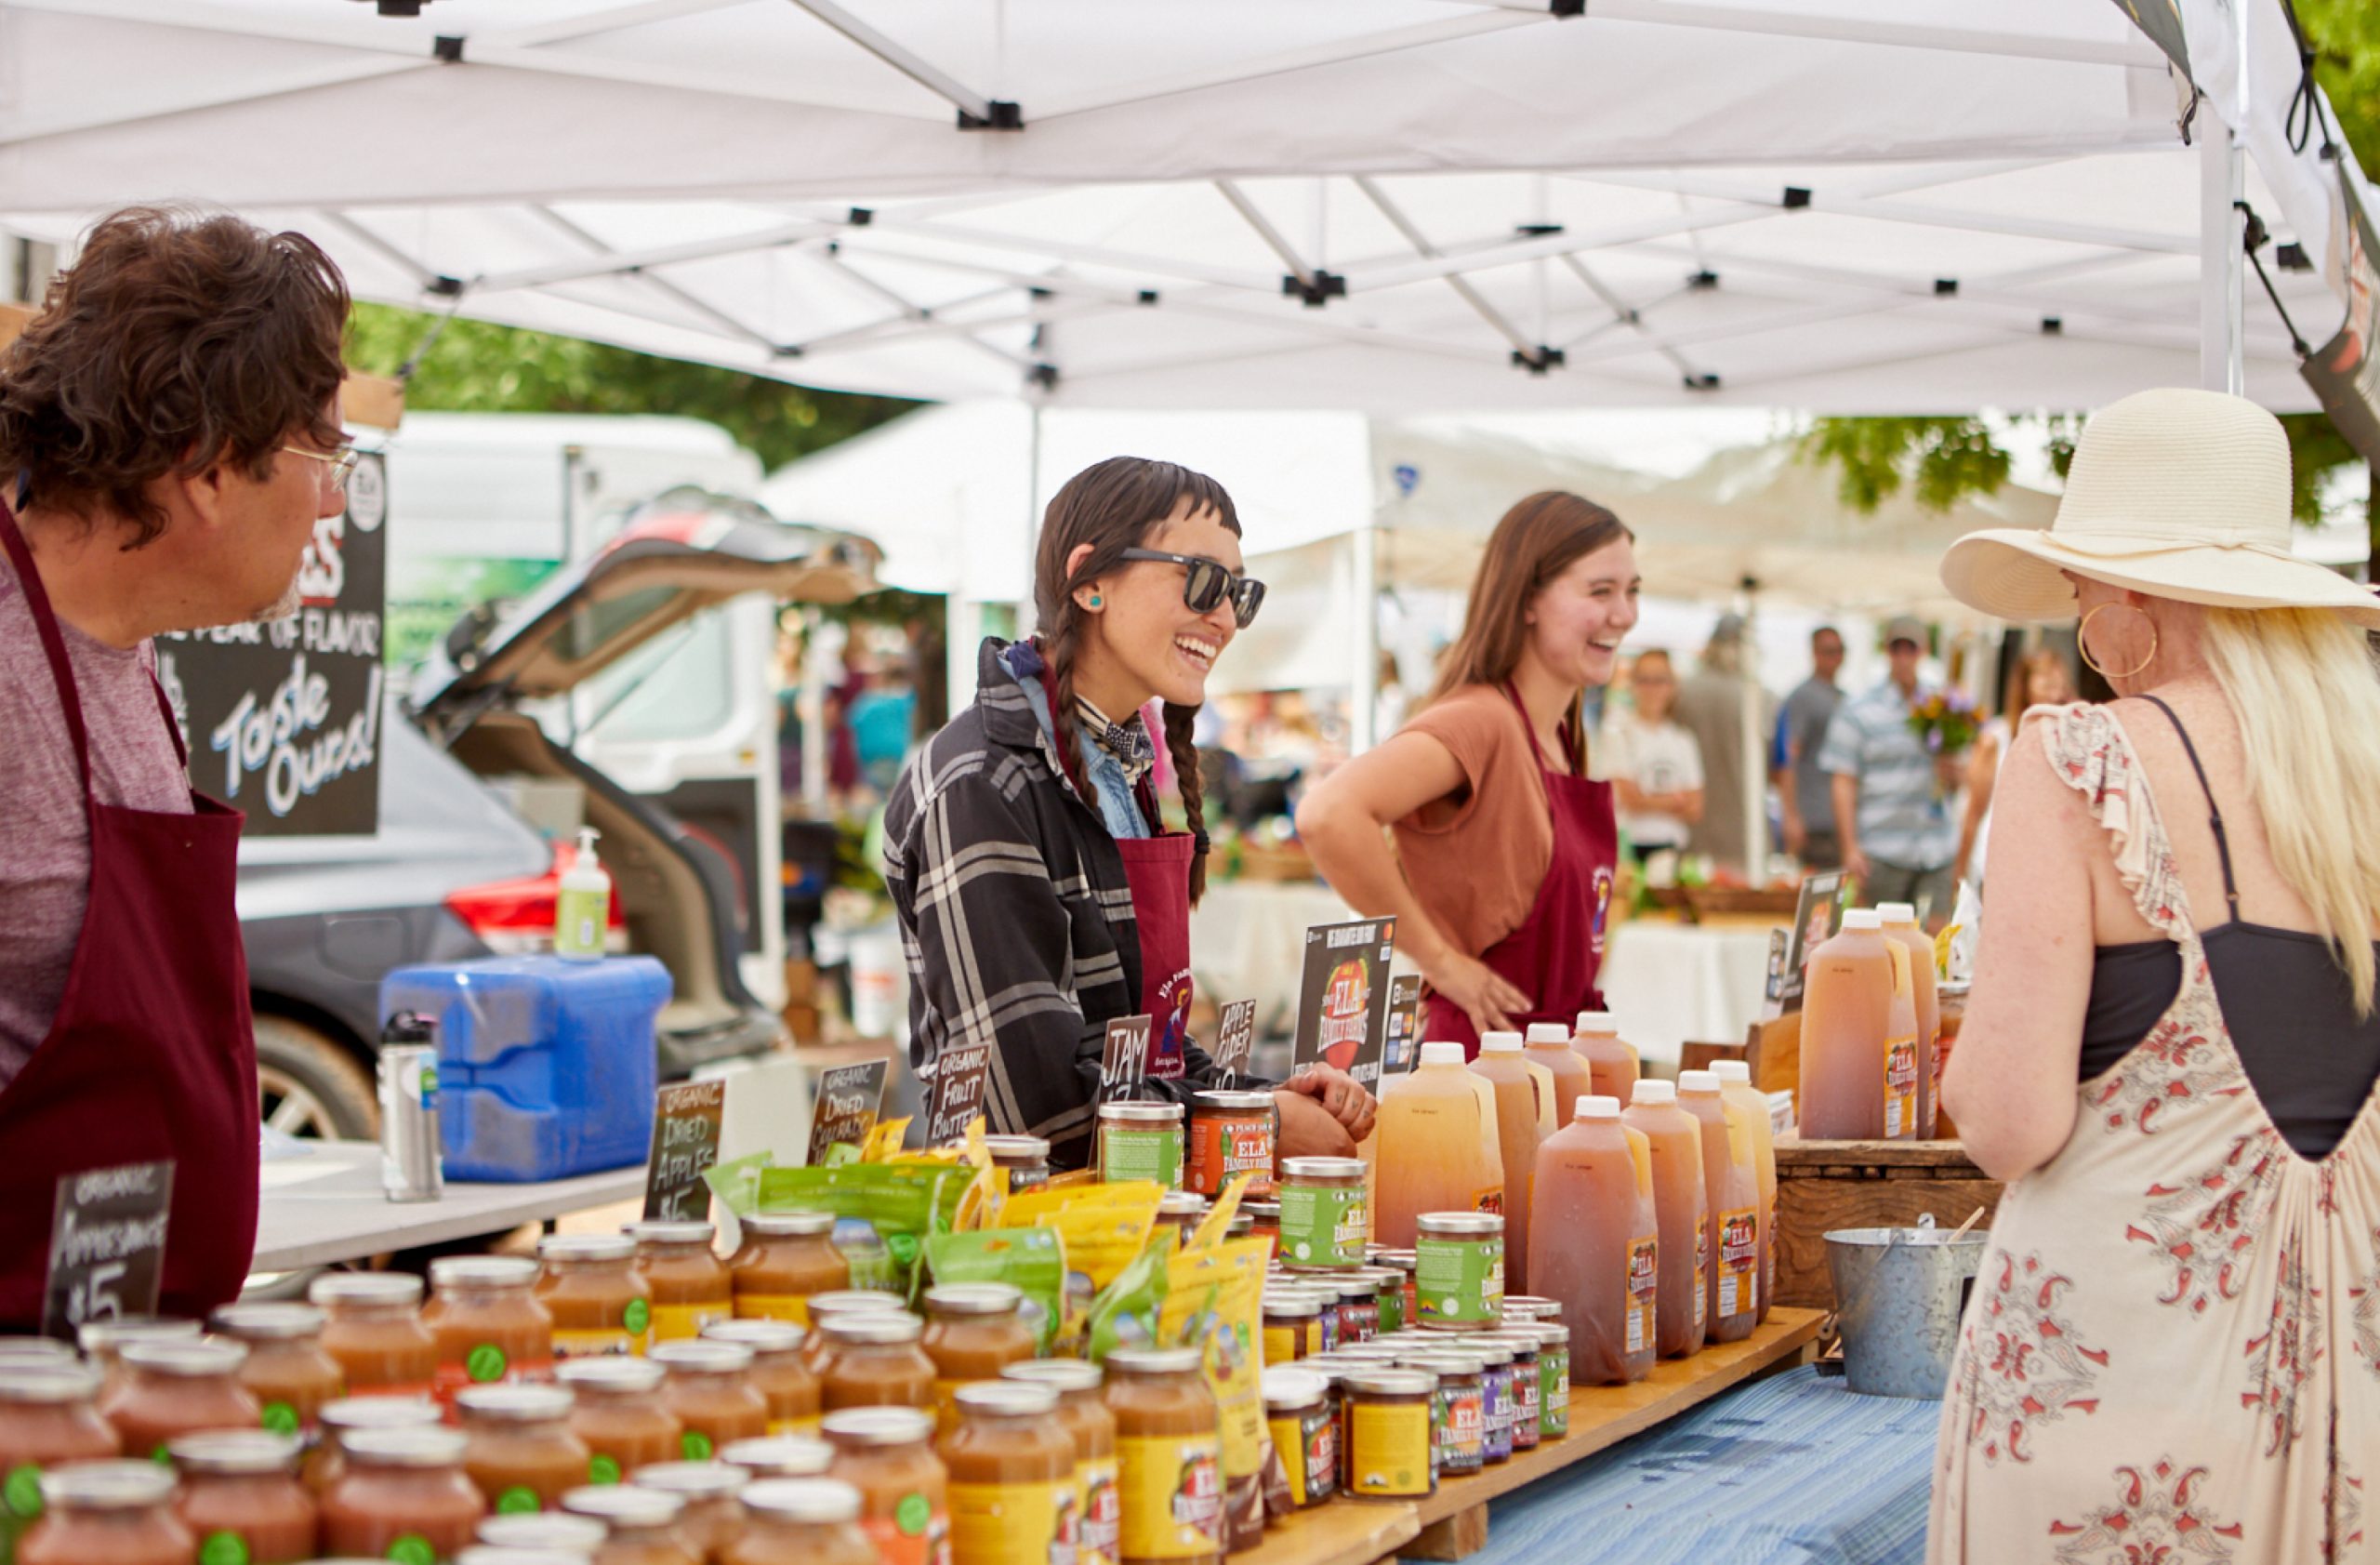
[379,955,669,1182]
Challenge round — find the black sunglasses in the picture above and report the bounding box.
[1117,548,1266,629]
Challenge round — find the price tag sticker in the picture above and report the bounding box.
[43,1160,174,1341]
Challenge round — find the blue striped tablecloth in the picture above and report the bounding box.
[1441,1367,1939,1565]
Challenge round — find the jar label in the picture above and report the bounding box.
[1114,1432,1221,1559]
[1626,1236,1658,1356]
[1480,1368,1512,1463]
[949,1478,1077,1565]
[1716,1206,1759,1320]
[433,1350,552,1407]
[1884,1036,1918,1139]
[4,1464,43,1520]
[384,1534,436,1565]
[198,1532,249,1565]
[646,1301,734,1343]
[1434,1384,1485,1473]
[1540,1350,1569,1437]
[1508,1362,1540,1450]
[1693,1227,1709,1335]
[496,1486,542,1515]
[733,1293,815,1326]
[1276,1184,1366,1268]
[1414,1232,1504,1325]
[862,1496,952,1565]
[1099,1127,1183,1190]
[552,1327,640,1360]
[1077,1455,1119,1565]
[1261,1324,1301,1366]
[588,1454,624,1485]
[1375,1284,1404,1335]
[1265,1407,1336,1507]
[1185,1116,1274,1197]
[259,1400,300,1436]
[681,1429,715,1461]
[1346,1401,1431,1496]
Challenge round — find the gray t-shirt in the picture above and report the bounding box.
[1782,676,1844,834]
[0,548,192,1090]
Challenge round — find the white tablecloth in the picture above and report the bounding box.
[1599,919,1779,1071]
[1189,880,1358,1037]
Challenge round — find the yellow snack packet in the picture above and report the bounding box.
[1161,1238,1269,1553]
[1000,1181,1164,1291]
[861,1118,911,1162]
[1186,1172,1255,1253]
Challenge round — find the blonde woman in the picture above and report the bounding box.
[1929,389,2380,1563]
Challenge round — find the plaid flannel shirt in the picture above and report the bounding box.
[883,638,1238,1170]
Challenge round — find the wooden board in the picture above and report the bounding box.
[1236,1495,1420,1565]
[1773,1140,1999,1310]
[1777,1138,1989,1169]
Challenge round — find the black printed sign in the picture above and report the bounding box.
[807,1059,890,1166]
[1776,869,1850,1013]
[1382,975,1424,1076]
[643,1080,725,1221]
[1210,1001,1259,1088]
[1100,1014,1155,1101]
[1291,918,1398,1090]
[925,1037,993,1147]
[44,1160,174,1341]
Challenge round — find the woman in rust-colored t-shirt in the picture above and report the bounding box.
[1297,493,1640,1053]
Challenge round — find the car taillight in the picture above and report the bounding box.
[444,848,627,957]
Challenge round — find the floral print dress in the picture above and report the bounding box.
[1930,703,2380,1563]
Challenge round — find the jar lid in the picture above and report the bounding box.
[820,1407,935,1448]
[1400,1351,1485,1375]
[1329,1343,1403,1362]
[649,1339,755,1375]
[0,1362,102,1403]
[166,1430,301,1475]
[310,1273,423,1308]
[1279,1157,1365,1180]
[120,1337,247,1376]
[39,1460,176,1510]
[1468,1330,1541,1353]
[806,1290,906,1319]
[952,1381,1057,1419]
[208,1302,326,1341]
[1226,1214,1253,1234]
[1192,1090,1276,1111]
[75,1316,197,1355]
[457,1384,576,1422]
[1261,1294,1321,1318]
[1518,1322,1569,1344]
[555,1357,668,1395]
[1096,1100,1183,1125]
[1242,1201,1281,1219]
[633,1461,751,1497]
[1501,1295,1560,1318]
[342,1426,469,1468]
[537,1233,637,1264]
[458,1548,590,1565]
[562,1485,685,1529]
[736,1212,836,1238]
[703,1319,804,1355]
[320,1396,443,1433]
[0,1338,76,1368]
[1259,1368,1329,1411]
[1415,1213,1504,1238]
[623,1220,717,1247]
[921,1282,1022,1318]
[477,1514,610,1552]
[1001,1360,1101,1394]
[716,1437,833,1478]
[1156,1192,1208,1218]
[1327,1277,1381,1300]
[984,1134,1051,1162]
[742,1478,864,1526]
[1343,1369,1438,1397]
[1103,1347,1203,1377]
[429,1255,540,1290]
[817,1313,922,1346]
[1451,1338,1514,1365]
[1371,1250,1417,1269]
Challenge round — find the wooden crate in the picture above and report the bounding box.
[1771,1139,2001,1310]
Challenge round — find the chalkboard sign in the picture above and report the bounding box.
[925,1037,993,1147]
[807,1059,890,1165]
[1382,975,1424,1076]
[1099,1014,1154,1101]
[1775,869,1850,1013]
[642,1081,725,1221]
[1210,1000,1258,1088]
[157,452,388,837]
[1290,918,1399,1091]
[43,1160,174,1341]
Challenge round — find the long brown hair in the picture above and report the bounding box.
[1426,491,1633,774]
[1033,457,1240,904]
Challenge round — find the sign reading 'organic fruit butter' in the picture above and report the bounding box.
[643,1081,725,1221]
[926,1035,994,1147]
[43,1160,175,1342]
[1290,918,1397,1091]
[807,1059,890,1165]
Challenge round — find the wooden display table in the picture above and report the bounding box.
[1772,1140,2002,1310]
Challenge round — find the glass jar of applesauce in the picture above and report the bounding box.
[623,1466,743,1565]
[815,1316,934,1414]
[303,1398,442,1495]
[1000,1361,1115,1565]
[311,1275,438,1399]
[725,1215,846,1326]
[536,1237,653,1361]
[457,1386,591,1516]
[100,1340,261,1463]
[937,1382,1076,1565]
[168,1429,317,1565]
[793,1294,906,1379]
[210,1304,346,1437]
[553,1362,679,1486]
[1102,1349,1221,1565]
[645,1344,767,1463]
[19,1460,192,1565]
[425,1259,555,1411]
[558,1486,694,1565]
[77,1320,200,1403]
[697,1323,817,1439]
[919,1286,1034,1434]
[320,1426,484,1563]
[821,1408,948,1565]
[0,1360,123,1561]
[625,1226,731,1346]
[724,1479,873,1565]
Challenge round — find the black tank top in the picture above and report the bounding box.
[2079,696,2380,1158]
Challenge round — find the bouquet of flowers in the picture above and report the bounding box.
[1907,688,1979,755]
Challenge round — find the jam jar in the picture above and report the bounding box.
[821,1408,947,1565]
[1102,1349,1222,1565]
[1000,1362,1115,1565]
[724,1216,845,1326]
[558,1486,694,1565]
[457,1386,590,1515]
[815,1316,934,1414]
[168,1430,317,1565]
[425,1259,555,1410]
[1094,1103,1183,1190]
[645,1344,767,1461]
[1340,1371,1435,1500]
[696,1323,816,1439]
[552,1362,679,1485]
[1184,1091,1276,1199]
[20,1460,192,1565]
[320,1426,485,1562]
[620,1466,742,1565]
[536,1238,652,1361]
[311,1275,438,1399]
[625,1227,731,1346]
[210,1304,345,1436]
[100,1341,260,1462]
[918,1286,1033,1433]
[723,1479,872,1565]
[304,1398,442,1495]
[938,1382,1076,1565]
[983,1137,1051,1197]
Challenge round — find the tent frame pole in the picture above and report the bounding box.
[781,0,1004,124]
[2199,117,2247,396]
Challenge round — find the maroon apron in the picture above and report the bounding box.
[1423,684,1620,1058]
[0,502,258,1331]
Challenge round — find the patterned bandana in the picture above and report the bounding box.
[1076,695,1157,780]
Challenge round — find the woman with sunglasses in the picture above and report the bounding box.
[884,457,1377,1172]
[1299,493,1639,1054]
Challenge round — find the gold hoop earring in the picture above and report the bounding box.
[2079,602,2158,681]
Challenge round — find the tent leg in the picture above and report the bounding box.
[1739,601,1766,881]
[2199,111,2245,396]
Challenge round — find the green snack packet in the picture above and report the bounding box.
[925,1227,1067,1353]
[1087,1242,1170,1363]
[703,1151,776,1218]
[758,1163,969,1296]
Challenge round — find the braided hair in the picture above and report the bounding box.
[1034,457,1239,905]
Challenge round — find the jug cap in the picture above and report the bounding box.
[1876,901,1918,923]
[1479,1031,1522,1054]
[1711,1060,1752,1083]
[1842,908,1884,932]
[1574,1095,1620,1120]
[1524,1023,1570,1045]
[1678,1069,1720,1094]
[1631,1079,1678,1105]
[1418,1041,1467,1068]
[1574,1012,1617,1034]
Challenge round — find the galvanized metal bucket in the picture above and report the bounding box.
[1824,1214,1989,1399]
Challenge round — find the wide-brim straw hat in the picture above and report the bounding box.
[1939,387,2380,630]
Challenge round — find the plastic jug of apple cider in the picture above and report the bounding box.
[1710,1061,1778,1322]
[1620,1080,1707,1359]
[1878,903,1940,1138]
[1523,1024,1593,1132]
[1796,909,1897,1139]
[1677,1071,1759,1344]
[1368,1041,1505,1248]
[1570,1012,1641,1107]
[1470,1033,1554,1293]
[1527,1095,1657,1386]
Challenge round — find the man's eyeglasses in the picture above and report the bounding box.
[1117,548,1266,629]
[280,442,362,492]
